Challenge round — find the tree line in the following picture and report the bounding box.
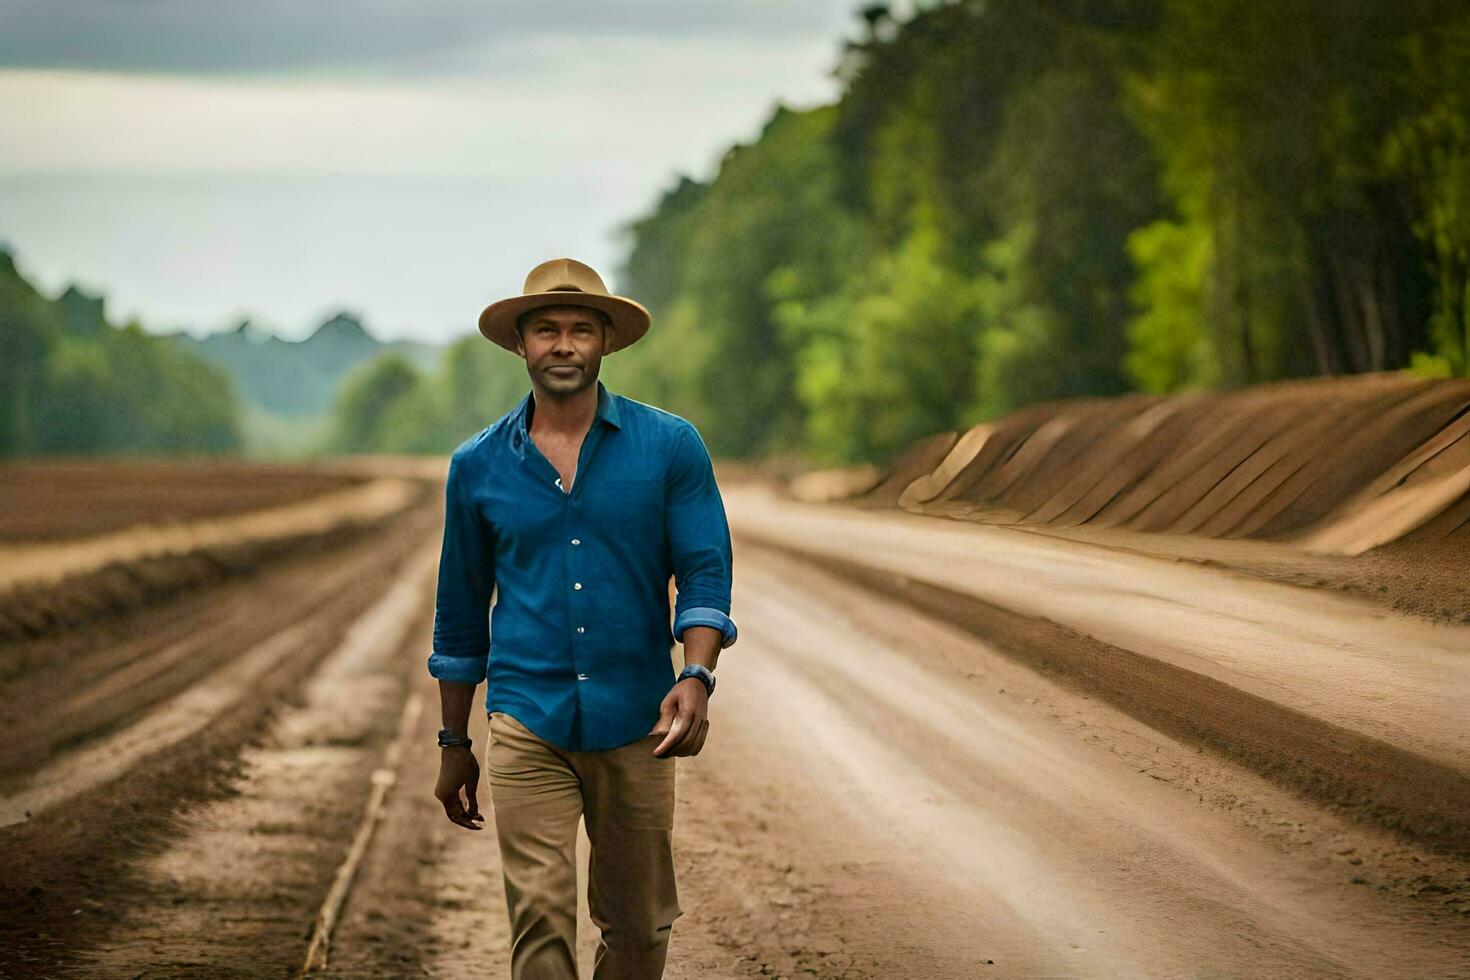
[324,336,528,455]
[11,0,1467,467]
[338,0,1470,465]
[593,0,1470,465]
[0,249,241,457]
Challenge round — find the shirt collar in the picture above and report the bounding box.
[511,379,621,455]
[596,379,623,430]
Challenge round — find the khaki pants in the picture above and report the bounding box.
[485,710,682,979]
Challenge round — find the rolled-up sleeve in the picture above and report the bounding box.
[666,423,738,649]
[427,449,496,684]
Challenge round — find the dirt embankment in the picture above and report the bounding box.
[0,473,429,643]
[0,459,371,542]
[791,374,1470,621]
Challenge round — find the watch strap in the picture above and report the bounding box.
[437,727,473,749]
[678,664,715,697]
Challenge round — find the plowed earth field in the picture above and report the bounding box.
[1,458,1466,979]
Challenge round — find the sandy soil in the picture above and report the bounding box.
[726,486,1469,767]
[0,478,430,644]
[0,492,442,974]
[840,375,1470,566]
[0,476,419,593]
[3,461,1466,978]
[233,541,1470,977]
[957,513,1470,626]
[0,458,367,542]
[68,543,442,977]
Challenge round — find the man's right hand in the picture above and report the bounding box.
[435,745,484,830]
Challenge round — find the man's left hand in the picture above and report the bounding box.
[650,677,709,757]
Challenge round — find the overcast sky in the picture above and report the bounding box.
[0,1,874,342]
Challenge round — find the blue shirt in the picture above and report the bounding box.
[427,379,738,751]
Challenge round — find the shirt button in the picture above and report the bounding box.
[573,582,582,590]
[571,538,581,545]
[576,626,585,634]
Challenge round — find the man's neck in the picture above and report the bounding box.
[529,382,598,437]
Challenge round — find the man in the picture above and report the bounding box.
[428,257,737,979]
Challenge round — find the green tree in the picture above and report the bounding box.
[2,248,242,456]
[439,336,529,440]
[1122,218,1218,392]
[774,209,983,462]
[1383,18,1470,377]
[1124,0,1453,382]
[327,355,424,453]
[614,103,872,457]
[0,249,60,454]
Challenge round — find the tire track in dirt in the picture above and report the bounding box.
[726,485,1470,853]
[660,548,1468,977]
[320,668,513,978]
[69,541,441,979]
[0,509,428,794]
[0,499,441,975]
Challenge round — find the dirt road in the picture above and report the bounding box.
[724,483,1470,851]
[2,481,1467,977]
[323,539,1468,978]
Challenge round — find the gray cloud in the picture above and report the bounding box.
[0,0,863,75]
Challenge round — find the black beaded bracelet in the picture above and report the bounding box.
[437,728,473,749]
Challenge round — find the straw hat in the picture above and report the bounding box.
[478,257,651,356]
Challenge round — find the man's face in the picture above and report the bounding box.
[515,304,614,397]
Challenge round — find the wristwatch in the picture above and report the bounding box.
[437,728,473,749]
[677,663,716,698]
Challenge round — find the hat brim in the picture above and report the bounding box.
[478,291,651,356]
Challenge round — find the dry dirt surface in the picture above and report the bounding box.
[2,460,1467,978]
[331,539,1466,978]
[819,374,1470,566]
[783,374,1470,626]
[0,473,425,644]
[725,484,1470,849]
[0,459,369,542]
[0,460,442,974]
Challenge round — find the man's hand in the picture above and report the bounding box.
[435,745,484,830]
[650,677,710,757]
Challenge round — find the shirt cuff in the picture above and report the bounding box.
[672,606,738,649]
[427,651,488,684]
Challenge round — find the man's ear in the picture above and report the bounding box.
[603,323,616,354]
